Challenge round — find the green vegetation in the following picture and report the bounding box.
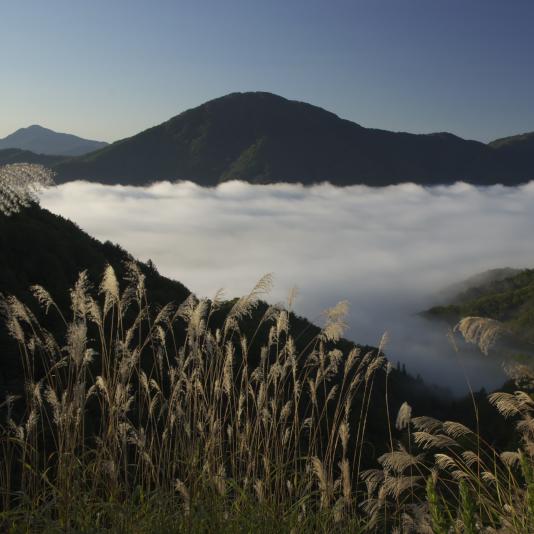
[425,269,534,343]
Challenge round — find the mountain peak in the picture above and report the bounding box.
[171,91,351,126]
[0,125,108,157]
[11,125,53,136]
[204,91,293,104]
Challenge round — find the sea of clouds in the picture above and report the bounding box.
[40,180,534,394]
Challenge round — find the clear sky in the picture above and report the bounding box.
[1,0,533,143]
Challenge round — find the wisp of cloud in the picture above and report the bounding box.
[40,180,534,394]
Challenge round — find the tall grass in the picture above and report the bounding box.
[362,319,534,533]
[0,265,383,532]
[1,265,534,532]
[0,164,54,216]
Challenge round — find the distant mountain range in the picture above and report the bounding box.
[3,93,534,186]
[0,125,107,157]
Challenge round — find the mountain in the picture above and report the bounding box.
[0,125,108,157]
[0,205,189,311]
[424,268,534,344]
[50,92,534,186]
[0,148,67,167]
[487,132,534,178]
[435,268,522,303]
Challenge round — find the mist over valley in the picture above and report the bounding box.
[39,178,534,394]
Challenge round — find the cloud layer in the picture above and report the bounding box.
[40,180,534,393]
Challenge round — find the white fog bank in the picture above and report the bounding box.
[40,180,534,394]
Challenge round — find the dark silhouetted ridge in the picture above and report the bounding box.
[17,92,533,186]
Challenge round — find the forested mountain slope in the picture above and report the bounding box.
[425,268,534,343]
[50,92,534,186]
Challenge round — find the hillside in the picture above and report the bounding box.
[0,204,189,393]
[0,205,190,309]
[0,148,67,167]
[425,268,534,343]
[435,267,522,302]
[50,92,534,186]
[0,125,108,156]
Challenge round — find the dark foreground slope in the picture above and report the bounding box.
[0,205,190,393]
[53,92,534,186]
[0,204,189,311]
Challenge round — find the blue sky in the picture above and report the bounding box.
[1,0,533,142]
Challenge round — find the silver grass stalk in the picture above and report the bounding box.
[0,163,54,216]
[454,316,506,355]
[321,300,349,342]
[395,401,412,431]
